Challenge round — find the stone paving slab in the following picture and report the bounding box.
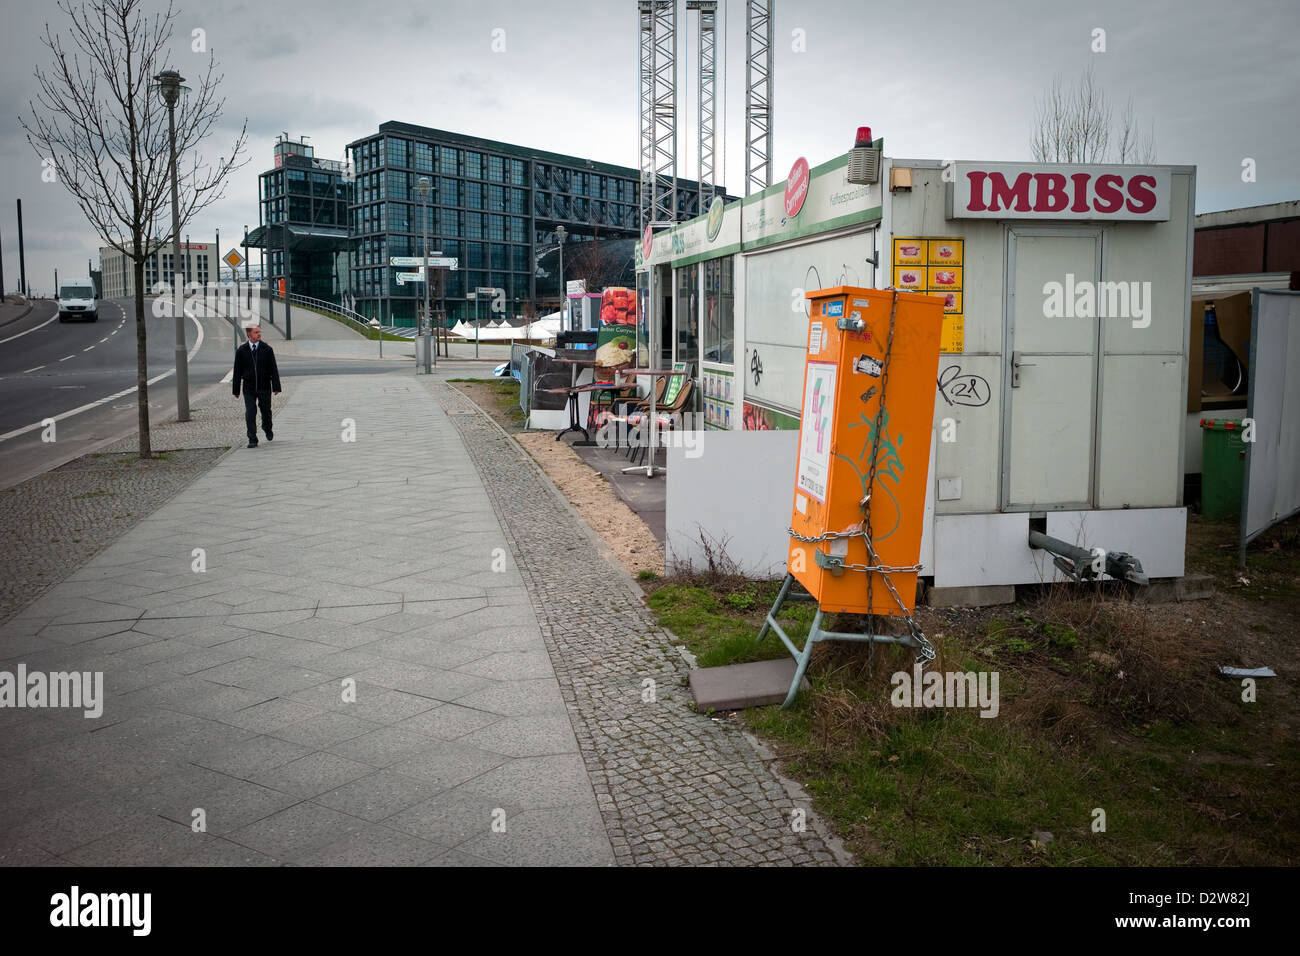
[0,367,845,866]
[0,372,615,866]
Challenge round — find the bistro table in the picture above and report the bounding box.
[545,356,597,443]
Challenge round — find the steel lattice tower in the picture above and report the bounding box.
[639,0,677,229]
[745,0,774,196]
[688,1,718,215]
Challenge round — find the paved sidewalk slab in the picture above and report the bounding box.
[1,368,844,866]
[0,372,613,866]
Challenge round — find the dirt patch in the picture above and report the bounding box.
[515,433,664,577]
[449,380,664,578]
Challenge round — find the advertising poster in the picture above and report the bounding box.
[796,362,837,502]
[702,367,735,430]
[892,237,965,352]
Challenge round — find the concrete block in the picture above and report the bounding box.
[925,584,1016,608]
[689,658,808,711]
[1177,574,1215,601]
[1135,575,1215,604]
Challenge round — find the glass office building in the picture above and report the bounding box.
[347,121,726,326]
[245,135,352,303]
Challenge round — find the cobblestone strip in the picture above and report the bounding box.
[435,382,842,866]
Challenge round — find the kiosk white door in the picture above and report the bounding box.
[1003,228,1102,510]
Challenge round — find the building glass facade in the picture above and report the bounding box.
[248,135,352,303]
[347,121,726,326]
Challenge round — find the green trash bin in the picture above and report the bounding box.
[1200,417,1246,519]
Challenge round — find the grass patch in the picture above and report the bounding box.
[1186,512,1300,601]
[640,518,1300,866]
[278,299,408,342]
[643,578,812,669]
[449,378,525,430]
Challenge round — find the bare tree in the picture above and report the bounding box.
[1031,66,1115,163]
[564,218,636,294]
[22,0,247,458]
[1030,75,1074,163]
[1116,97,1157,164]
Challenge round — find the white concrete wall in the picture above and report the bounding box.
[665,431,798,577]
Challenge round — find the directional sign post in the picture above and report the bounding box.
[390,256,458,270]
[474,286,499,359]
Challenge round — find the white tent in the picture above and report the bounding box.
[447,316,559,341]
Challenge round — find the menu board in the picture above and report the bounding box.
[892,237,964,352]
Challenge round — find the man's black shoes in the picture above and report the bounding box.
[266,432,274,442]
[247,440,258,448]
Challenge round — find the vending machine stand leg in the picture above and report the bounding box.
[756,573,928,709]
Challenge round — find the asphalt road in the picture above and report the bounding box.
[0,298,396,489]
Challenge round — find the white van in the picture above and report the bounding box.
[58,278,98,322]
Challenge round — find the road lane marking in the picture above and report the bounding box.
[99,337,108,343]
[0,305,205,444]
[83,346,94,352]
[59,355,74,361]
[23,366,45,373]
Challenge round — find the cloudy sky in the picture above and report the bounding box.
[1,0,1296,294]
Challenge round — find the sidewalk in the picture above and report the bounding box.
[0,370,841,866]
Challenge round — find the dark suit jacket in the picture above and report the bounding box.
[232,341,282,396]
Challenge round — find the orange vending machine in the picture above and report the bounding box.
[757,287,945,706]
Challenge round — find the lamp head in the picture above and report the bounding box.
[153,70,188,107]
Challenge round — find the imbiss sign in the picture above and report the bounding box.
[950,163,1170,221]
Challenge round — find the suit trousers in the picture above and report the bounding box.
[243,390,273,441]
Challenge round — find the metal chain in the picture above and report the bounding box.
[862,294,898,651]
[862,292,935,665]
[786,524,864,543]
[829,561,925,574]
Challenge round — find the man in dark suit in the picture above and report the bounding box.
[233,324,282,447]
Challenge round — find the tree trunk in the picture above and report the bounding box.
[132,251,151,460]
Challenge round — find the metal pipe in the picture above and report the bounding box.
[1028,529,1149,585]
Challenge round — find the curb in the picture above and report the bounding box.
[435,379,855,866]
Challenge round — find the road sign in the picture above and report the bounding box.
[475,286,497,296]
[396,271,423,284]
[390,255,457,269]
[223,249,245,269]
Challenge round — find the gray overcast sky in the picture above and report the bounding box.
[2,0,1297,293]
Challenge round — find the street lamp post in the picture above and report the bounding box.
[555,225,567,331]
[155,69,190,422]
[414,175,432,373]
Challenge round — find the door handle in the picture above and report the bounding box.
[1011,351,1036,388]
